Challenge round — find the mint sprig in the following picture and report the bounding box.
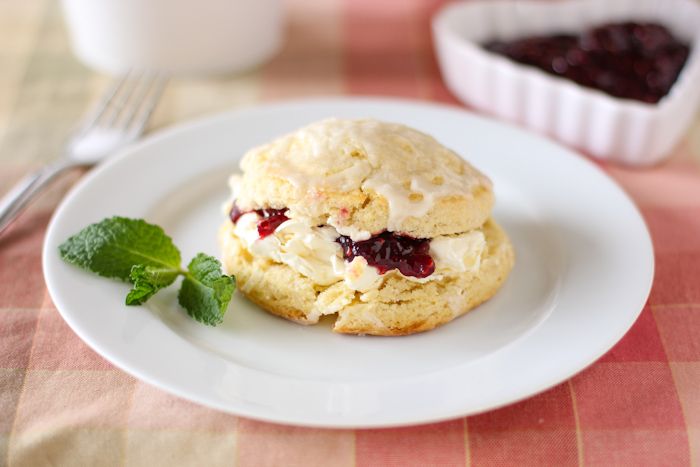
[126,264,180,305]
[178,254,235,326]
[58,216,235,326]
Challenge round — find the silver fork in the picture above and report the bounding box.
[0,71,167,234]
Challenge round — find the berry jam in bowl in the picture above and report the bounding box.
[432,0,700,165]
[484,22,690,105]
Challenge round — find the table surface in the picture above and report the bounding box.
[2,1,700,466]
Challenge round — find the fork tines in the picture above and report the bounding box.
[78,71,167,138]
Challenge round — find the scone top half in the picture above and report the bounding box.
[232,118,494,240]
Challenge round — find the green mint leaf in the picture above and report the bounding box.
[126,264,181,306]
[58,216,181,281]
[59,218,235,327]
[178,253,235,326]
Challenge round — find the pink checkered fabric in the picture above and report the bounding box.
[2,0,700,465]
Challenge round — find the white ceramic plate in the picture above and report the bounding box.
[43,98,654,428]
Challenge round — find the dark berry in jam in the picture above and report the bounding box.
[336,232,436,278]
[229,203,246,223]
[229,203,289,239]
[255,208,289,238]
[484,22,690,103]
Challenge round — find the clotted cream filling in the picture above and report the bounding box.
[230,212,487,292]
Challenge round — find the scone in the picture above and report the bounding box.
[219,118,514,335]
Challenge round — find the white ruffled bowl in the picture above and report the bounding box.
[432,0,700,166]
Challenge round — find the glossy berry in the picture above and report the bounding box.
[255,208,289,238]
[229,203,289,238]
[484,22,690,103]
[336,231,436,278]
[229,203,245,223]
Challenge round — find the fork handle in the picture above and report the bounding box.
[0,159,78,234]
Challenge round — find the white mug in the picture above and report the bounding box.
[61,0,284,76]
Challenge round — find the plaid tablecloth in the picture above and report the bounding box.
[2,1,700,466]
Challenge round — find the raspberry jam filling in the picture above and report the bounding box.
[484,22,690,104]
[229,204,289,239]
[230,203,437,278]
[337,232,436,279]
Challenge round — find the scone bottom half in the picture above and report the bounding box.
[219,118,515,336]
